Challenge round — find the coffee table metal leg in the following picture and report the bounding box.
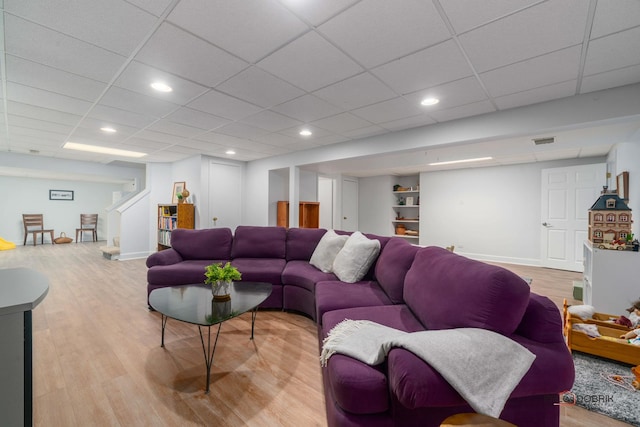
[250,307,258,340]
[160,314,168,347]
[198,323,222,394]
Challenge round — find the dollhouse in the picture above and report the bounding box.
[588,186,633,245]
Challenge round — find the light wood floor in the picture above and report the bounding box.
[0,243,631,427]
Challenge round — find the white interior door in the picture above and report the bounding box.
[541,163,606,271]
[341,178,358,231]
[208,161,242,231]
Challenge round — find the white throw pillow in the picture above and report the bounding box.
[332,232,381,283]
[310,230,349,273]
[567,304,596,319]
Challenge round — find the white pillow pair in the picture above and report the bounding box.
[309,230,381,283]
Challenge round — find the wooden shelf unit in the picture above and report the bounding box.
[157,203,195,250]
[277,201,320,228]
[392,180,420,240]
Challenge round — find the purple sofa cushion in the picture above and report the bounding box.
[231,226,286,259]
[404,246,530,335]
[322,305,425,339]
[230,258,286,286]
[315,280,393,324]
[281,260,337,292]
[170,228,233,260]
[146,247,183,268]
[374,237,419,304]
[286,228,327,261]
[147,260,228,286]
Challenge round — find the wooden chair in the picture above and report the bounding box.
[76,214,98,243]
[22,214,54,245]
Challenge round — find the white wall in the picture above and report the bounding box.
[358,175,395,236]
[419,157,606,265]
[268,168,288,226]
[299,170,318,202]
[1,176,125,244]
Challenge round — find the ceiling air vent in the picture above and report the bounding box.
[533,137,555,145]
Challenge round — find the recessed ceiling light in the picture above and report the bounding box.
[63,142,147,158]
[150,81,172,92]
[299,129,312,136]
[225,150,236,155]
[420,97,440,106]
[100,126,117,133]
[428,157,492,166]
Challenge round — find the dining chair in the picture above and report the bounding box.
[22,214,54,245]
[76,214,98,243]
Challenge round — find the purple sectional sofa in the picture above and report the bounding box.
[146,226,574,427]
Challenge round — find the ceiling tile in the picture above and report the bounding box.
[125,0,174,17]
[379,114,437,132]
[135,23,249,87]
[70,126,133,143]
[372,40,473,95]
[279,125,334,139]
[313,72,397,110]
[439,0,542,34]
[76,117,142,137]
[7,115,72,136]
[7,82,93,115]
[581,65,640,94]
[341,125,387,139]
[459,0,589,73]
[311,113,373,134]
[147,120,208,138]
[257,31,363,92]
[6,55,106,102]
[494,80,577,110]
[318,0,450,68]
[311,134,350,146]
[583,27,640,76]
[272,94,343,122]
[168,0,309,63]
[253,132,301,147]
[240,110,303,132]
[118,137,171,150]
[187,90,263,121]
[480,46,582,98]
[404,77,488,111]
[4,14,126,82]
[279,0,360,26]
[165,107,231,130]
[351,97,424,123]
[7,101,82,126]
[429,100,496,122]
[215,123,270,141]
[591,0,640,39]
[88,104,157,129]
[5,0,157,56]
[115,61,209,105]
[100,86,179,118]
[216,67,304,108]
[132,129,189,145]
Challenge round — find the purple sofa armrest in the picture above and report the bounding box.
[515,293,565,343]
[146,248,183,268]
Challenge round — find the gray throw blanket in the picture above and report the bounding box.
[320,320,535,417]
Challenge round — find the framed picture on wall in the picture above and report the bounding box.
[172,182,185,204]
[617,171,629,201]
[49,189,74,201]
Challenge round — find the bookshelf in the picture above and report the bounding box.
[276,201,320,228]
[157,203,195,250]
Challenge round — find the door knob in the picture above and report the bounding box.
[542,222,551,227]
[213,217,218,226]
[343,216,347,220]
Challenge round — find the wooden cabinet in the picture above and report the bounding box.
[392,178,420,240]
[157,203,195,250]
[277,201,320,228]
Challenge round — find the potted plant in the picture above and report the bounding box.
[204,262,241,301]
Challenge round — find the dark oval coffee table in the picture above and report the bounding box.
[149,281,272,393]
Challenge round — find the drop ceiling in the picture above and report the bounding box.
[1,0,640,176]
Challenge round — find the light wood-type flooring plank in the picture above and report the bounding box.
[0,243,631,426]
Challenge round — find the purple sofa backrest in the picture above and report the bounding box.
[515,293,564,343]
[404,246,530,335]
[374,238,420,304]
[286,228,327,261]
[170,228,233,260]
[231,226,287,259]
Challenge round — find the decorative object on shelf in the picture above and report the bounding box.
[178,187,190,204]
[204,262,241,301]
[397,196,405,205]
[588,186,634,250]
[406,196,414,206]
[395,224,406,235]
[393,184,401,191]
[172,181,186,204]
